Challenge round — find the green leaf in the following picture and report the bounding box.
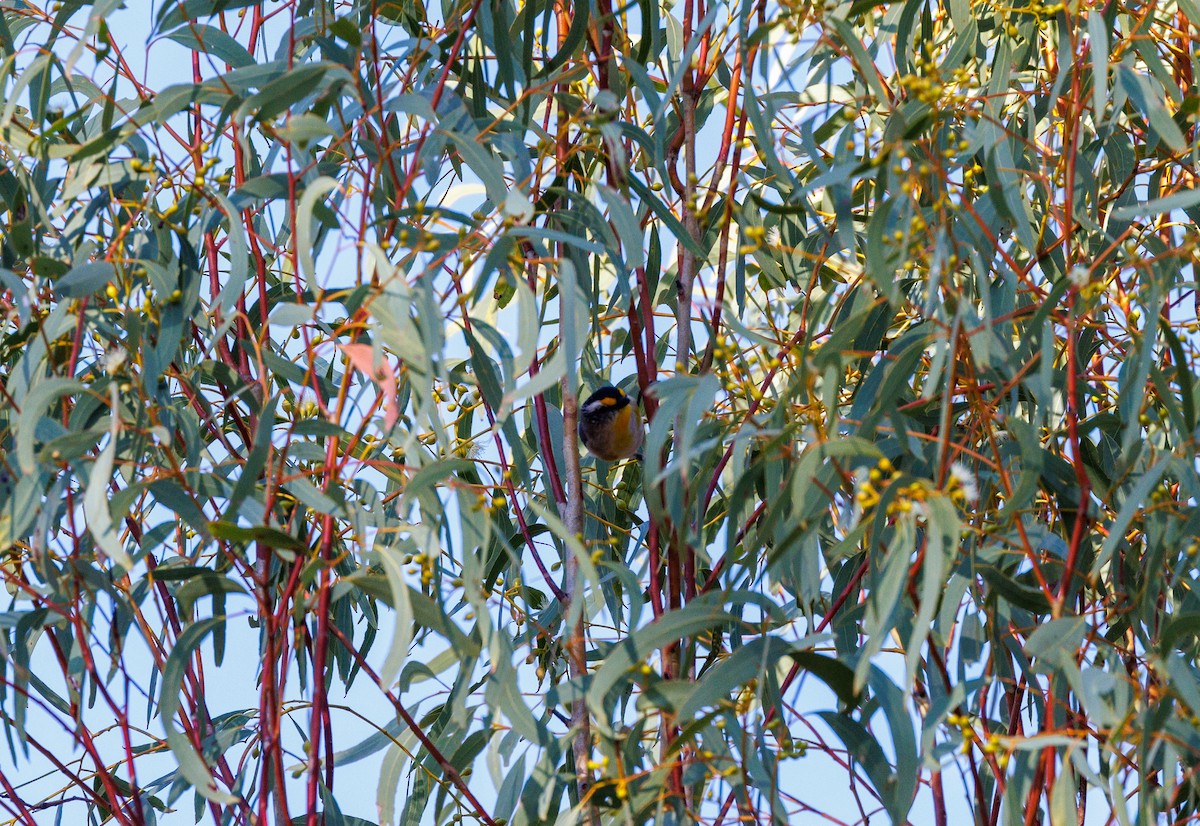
[1088,12,1109,119]
[84,389,131,571]
[673,637,855,720]
[54,261,115,298]
[167,23,255,68]
[15,378,83,474]
[295,176,339,292]
[597,185,645,271]
[372,543,414,690]
[588,593,742,730]
[207,521,308,552]
[248,64,335,123]
[349,572,480,657]
[1092,456,1171,575]
[1115,63,1187,152]
[1111,187,1200,219]
[535,2,588,78]
[174,575,248,617]
[157,0,267,32]
[159,618,240,804]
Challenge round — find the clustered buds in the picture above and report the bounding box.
[946,712,1009,768]
[855,457,978,515]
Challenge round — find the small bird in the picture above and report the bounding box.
[578,385,644,461]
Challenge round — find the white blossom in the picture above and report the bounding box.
[503,190,535,224]
[949,461,979,502]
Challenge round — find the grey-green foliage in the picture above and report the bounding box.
[1,0,1200,824]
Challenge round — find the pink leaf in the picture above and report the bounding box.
[340,343,399,430]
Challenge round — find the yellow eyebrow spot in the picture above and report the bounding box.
[601,396,618,406]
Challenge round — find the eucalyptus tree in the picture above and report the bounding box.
[1,0,1198,824]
